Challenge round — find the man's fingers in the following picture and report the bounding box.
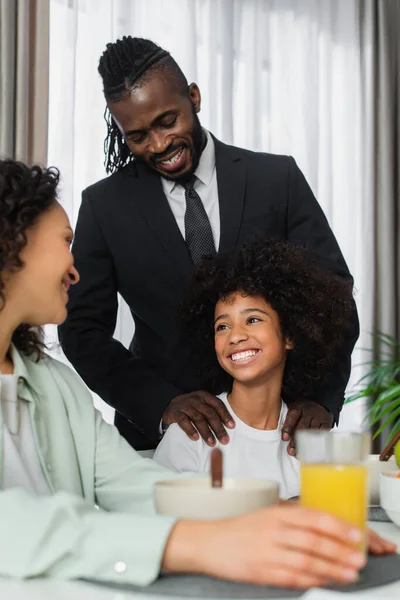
[182,408,218,446]
[287,438,297,456]
[296,417,313,430]
[205,395,235,428]
[165,392,232,445]
[194,404,229,444]
[175,414,200,440]
[281,406,302,440]
[281,401,334,442]
[308,417,328,428]
[177,406,223,446]
[288,418,311,455]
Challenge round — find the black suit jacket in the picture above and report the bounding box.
[59,137,359,449]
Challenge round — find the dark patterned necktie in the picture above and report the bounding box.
[184,175,216,264]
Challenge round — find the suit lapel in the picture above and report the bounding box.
[122,137,246,277]
[127,163,193,279]
[214,137,246,255]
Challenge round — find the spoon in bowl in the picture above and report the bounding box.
[211,447,223,488]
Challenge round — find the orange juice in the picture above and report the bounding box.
[301,464,368,551]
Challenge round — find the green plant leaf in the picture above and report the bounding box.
[376,367,399,387]
[371,400,399,419]
[345,388,376,404]
[373,331,400,346]
[355,371,383,386]
[373,406,400,438]
[370,399,400,425]
[369,403,400,426]
[387,420,400,444]
[372,386,400,408]
[347,331,400,440]
[356,344,395,355]
[347,364,399,397]
[357,382,400,405]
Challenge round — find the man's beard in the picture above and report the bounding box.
[136,106,205,182]
[178,106,205,181]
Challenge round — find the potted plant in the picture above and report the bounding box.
[345,332,400,445]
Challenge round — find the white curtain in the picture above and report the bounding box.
[48,0,373,428]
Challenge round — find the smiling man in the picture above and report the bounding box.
[59,36,359,451]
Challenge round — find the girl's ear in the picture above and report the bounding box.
[285,338,295,351]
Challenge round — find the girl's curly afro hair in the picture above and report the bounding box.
[0,159,60,359]
[182,238,354,400]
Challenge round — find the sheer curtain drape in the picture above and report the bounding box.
[48,0,383,428]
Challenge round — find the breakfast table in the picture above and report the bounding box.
[0,521,399,600]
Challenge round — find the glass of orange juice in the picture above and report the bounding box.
[297,430,370,554]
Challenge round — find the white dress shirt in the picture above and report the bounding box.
[161,129,220,250]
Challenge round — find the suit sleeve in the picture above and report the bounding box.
[59,190,183,443]
[285,157,360,423]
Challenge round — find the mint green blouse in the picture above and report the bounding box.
[0,345,177,585]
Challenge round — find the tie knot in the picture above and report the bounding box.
[184,175,197,192]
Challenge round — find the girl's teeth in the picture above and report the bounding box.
[231,350,257,362]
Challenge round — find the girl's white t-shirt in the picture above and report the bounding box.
[154,393,300,499]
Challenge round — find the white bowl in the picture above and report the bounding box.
[155,476,279,520]
[380,471,400,528]
[368,454,398,505]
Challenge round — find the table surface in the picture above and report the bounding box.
[0,522,399,600]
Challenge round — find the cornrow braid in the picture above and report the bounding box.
[102,108,134,176]
[98,36,189,174]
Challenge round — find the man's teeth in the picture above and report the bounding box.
[160,148,183,166]
[231,350,257,362]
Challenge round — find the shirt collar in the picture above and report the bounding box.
[10,344,42,401]
[162,129,216,193]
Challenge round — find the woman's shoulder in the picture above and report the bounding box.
[24,351,93,406]
[12,346,72,382]
[41,353,83,383]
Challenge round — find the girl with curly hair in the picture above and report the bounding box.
[0,160,394,586]
[154,238,355,499]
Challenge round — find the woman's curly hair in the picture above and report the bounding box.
[182,238,354,400]
[0,159,60,359]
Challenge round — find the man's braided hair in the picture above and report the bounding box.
[98,36,189,174]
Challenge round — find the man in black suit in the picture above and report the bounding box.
[60,37,359,451]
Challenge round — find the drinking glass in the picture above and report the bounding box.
[297,430,370,554]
